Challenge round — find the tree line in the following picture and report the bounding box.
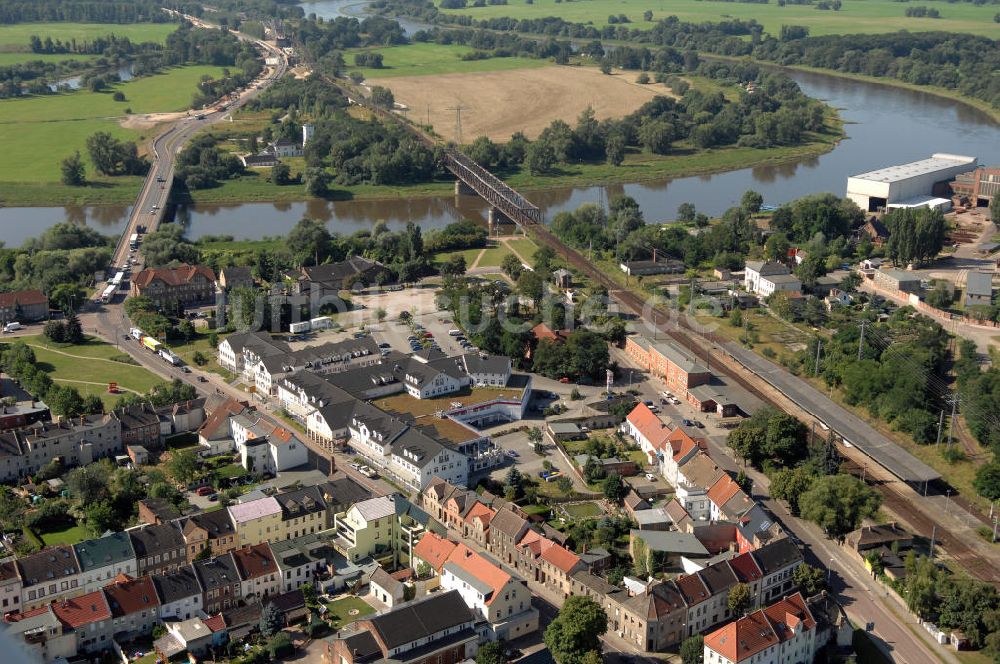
[378,0,1000,109]
[0,222,114,294]
[0,0,173,25]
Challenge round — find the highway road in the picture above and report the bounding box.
[109,14,289,273]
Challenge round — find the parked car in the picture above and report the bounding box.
[681,419,695,427]
[207,493,219,502]
[645,473,657,482]
[505,450,519,458]
[195,486,214,496]
[559,377,571,383]
[180,366,191,373]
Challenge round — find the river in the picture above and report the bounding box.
[1,5,998,246]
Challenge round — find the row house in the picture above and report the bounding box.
[130,264,216,311]
[51,589,114,654]
[114,403,162,450]
[103,574,159,642]
[193,553,242,615]
[269,530,340,594]
[704,593,818,664]
[74,532,137,594]
[18,545,83,611]
[418,477,497,548]
[229,496,283,547]
[181,509,238,562]
[0,414,122,483]
[152,566,203,621]
[230,409,308,474]
[244,336,381,397]
[217,331,289,375]
[607,580,688,652]
[4,602,76,662]
[274,485,333,540]
[0,560,22,614]
[129,522,188,577]
[232,543,281,603]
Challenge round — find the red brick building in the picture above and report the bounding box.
[130,264,216,311]
[624,335,711,397]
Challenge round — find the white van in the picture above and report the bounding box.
[448,329,462,336]
[3,322,22,333]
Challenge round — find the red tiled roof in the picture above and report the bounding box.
[199,398,249,439]
[675,573,711,606]
[667,427,708,460]
[133,263,216,289]
[203,613,226,632]
[445,544,512,606]
[51,590,112,629]
[704,609,778,662]
[232,543,277,580]
[539,542,581,574]
[707,475,742,510]
[0,290,47,308]
[413,532,458,572]
[531,323,569,343]
[762,592,816,640]
[103,575,158,617]
[626,403,670,450]
[463,501,495,528]
[728,552,763,583]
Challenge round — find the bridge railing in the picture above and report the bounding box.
[445,150,543,225]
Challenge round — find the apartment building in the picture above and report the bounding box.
[192,553,242,615]
[232,543,281,602]
[130,264,216,310]
[703,593,818,664]
[0,414,122,483]
[73,533,137,594]
[229,496,283,546]
[152,566,203,621]
[129,523,188,577]
[181,509,238,562]
[103,574,160,641]
[18,545,83,611]
[274,485,332,540]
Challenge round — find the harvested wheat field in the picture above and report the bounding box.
[381,66,665,142]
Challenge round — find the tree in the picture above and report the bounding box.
[992,198,1000,225]
[643,9,654,20]
[728,582,752,615]
[440,254,467,277]
[680,635,704,664]
[287,218,332,265]
[476,641,508,664]
[305,167,332,197]
[884,207,947,266]
[603,472,626,503]
[638,119,673,155]
[677,202,697,223]
[526,139,556,175]
[556,476,573,495]
[605,133,625,166]
[793,563,827,595]
[740,190,764,214]
[43,320,66,343]
[50,283,84,314]
[770,466,817,514]
[370,86,395,109]
[925,280,953,309]
[501,253,523,280]
[973,462,1000,501]
[60,151,86,186]
[192,351,208,366]
[166,448,199,486]
[518,270,545,304]
[798,474,882,536]
[84,501,117,535]
[63,312,83,344]
[48,385,85,419]
[259,601,284,638]
[271,162,292,185]
[544,595,608,664]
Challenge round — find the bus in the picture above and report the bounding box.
[110,271,125,287]
[129,233,139,249]
[100,284,117,304]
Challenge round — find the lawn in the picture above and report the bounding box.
[346,42,548,79]
[324,596,375,629]
[164,330,224,365]
[0,22,178,50]
[38,522,91,547]
[434,247,486,267]
[0,64,231,189]
[561,502,604,519]
[17,334,162,408]
[505,237,539,262]
[437,0,1000,37]
[0,52,97,65]
[215,463,248,481]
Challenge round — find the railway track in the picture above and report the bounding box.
[526,223,1000,587]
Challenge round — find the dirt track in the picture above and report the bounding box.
[378,66,664,141]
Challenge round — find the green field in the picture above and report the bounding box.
[38,522,91,547]
[19,334,162,408]
[0,64,230,197]
[347,42,548,79]
[325,596,375,629]
[0,52,97,65]
[0,22,177,50]
[436,0,1000,37]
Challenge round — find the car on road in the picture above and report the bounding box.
[180,366,191,373]
[681,419,695,427]
[559,377,571,383]
[505,450,519,458]
[197,376,208,382]
[378,342,391,349]
[692,420,704,428]
[207,493,219,502]
[645,473,657,482]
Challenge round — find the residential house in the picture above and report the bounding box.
[623,403,671,468]
[0,560,22,614]
[129,522,188,577]
[155,616,214,659]
[181,509,238,562]
[630,531,710,576]
[193,553,242,615]
[333,495,400,563]
[130,264,217,310]
[197,397,249,454]
[230,409,308,474]
[0,290,48,324]
[229,496,283,546]
[675,452,726,522]
[73,532,137,594]
[233,543,281,603]
[269,529,343,593]
[0,414,123,483]
[282,258,388,299]
[114,403,162,449]
[368,567,407,608]
[662,426,708,486]
[516,530,583,598]
[50,589,113,654]
[607,580,688,651]
[218,266,255,291]
[857,217,889,246]
[744,261,801,297]
[752,538,803,604]
[703,592,818,664]
[321,590,478,664]
[485,506,530,569]
[440,542,538,641]
[217,332,289,375]
[5,603,76,662]
[18,546,83,611]
[676,572,715,637]
[152,566,203,621]
[103,574,160,641]
[412,531,458,575]
[273,485,331,541]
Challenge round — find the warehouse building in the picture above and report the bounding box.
[950,166,1000,207]
[846,154,977,213]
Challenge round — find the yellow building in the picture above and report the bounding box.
[228,496,282,546]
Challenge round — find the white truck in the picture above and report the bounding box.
[159,349,181,366]
[3,322,22,333]
[130,328,143,340]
